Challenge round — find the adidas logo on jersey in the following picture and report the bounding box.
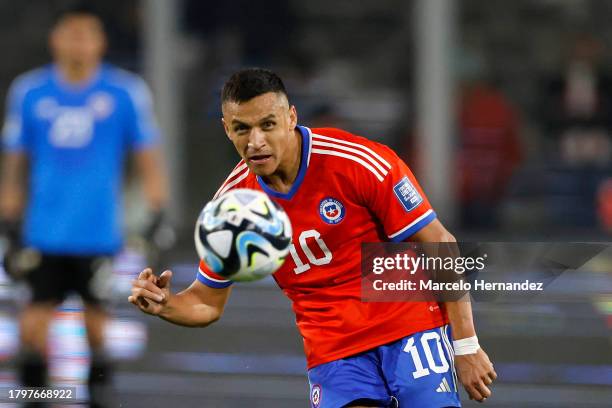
[436,377,452,393]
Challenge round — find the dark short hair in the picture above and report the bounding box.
[53,2,105,29]
[221,68,288,104]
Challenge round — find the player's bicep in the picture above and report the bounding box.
[362,149,437,241]
[2,81,29,152]
[124,78,160,149]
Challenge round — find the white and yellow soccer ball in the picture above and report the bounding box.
[194,188,292,282]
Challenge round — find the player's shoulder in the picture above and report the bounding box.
[213,159,255,199]
[309,126,399,181]
[102,64,151,100]
[8,66,51,100]
[310,127,398,159]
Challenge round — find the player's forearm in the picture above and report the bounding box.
[0,153,26,220]
[445,299,477,340]
[158,290,221,328]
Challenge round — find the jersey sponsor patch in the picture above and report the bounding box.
[310,384,322,408]
[319,198,345,224]
[393,176,423,212]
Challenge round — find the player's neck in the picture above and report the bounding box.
[263,128,302,194]
[56,61,100,84]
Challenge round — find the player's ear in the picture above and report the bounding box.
[221,118,231,139]
[288,105,298,129]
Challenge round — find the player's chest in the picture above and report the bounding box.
[271,183,372,280]
[30,92,121,149]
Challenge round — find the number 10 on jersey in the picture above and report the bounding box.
[289,230,333,274]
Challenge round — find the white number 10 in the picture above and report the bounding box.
[403,332,450,379]
[290,229,332,274]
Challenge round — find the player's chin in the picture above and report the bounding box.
[247,158,277,176]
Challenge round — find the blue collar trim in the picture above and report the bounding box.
[257,125,311,200]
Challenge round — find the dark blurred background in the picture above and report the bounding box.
[0,0,611,407]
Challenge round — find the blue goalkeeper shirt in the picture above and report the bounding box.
[1,63,159,255]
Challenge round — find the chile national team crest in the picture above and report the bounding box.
[310,384,322,407]
[319,198,345,224]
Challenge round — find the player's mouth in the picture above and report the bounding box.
[248,154,272,165]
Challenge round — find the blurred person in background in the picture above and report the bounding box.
[541,32,612,166]
[0,4,168,407]
[539,32,612,228]
[456,49,523,228]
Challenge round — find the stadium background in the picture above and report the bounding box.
[0,0,610,406]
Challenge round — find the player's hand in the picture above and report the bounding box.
[128,268,173,316]
[454,348,497,402]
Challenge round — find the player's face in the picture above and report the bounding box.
[50,15,106,68]
[222,92,298,177]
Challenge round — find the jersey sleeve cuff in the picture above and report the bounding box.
[131,136,160,151]
[1,144,25,153]
[196,262,233,289]
[388,209,437,242]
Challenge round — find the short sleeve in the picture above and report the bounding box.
[362,146,437,241]
[2,79,30,152]
[196,260,233,289]
[123,77,160,150]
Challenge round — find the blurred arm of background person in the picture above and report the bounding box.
[0,152,27,222]
[134,146,168,213]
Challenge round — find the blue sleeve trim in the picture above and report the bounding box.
[196,270,233,289]
[390,211,437,242]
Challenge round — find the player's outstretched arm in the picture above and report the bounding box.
[129,268,231,327]
[411,219,497,403]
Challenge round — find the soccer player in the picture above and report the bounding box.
[0,5,168,407]
[129,68,495,407]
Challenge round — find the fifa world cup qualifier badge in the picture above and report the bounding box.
[393,176,423,212]
[319,198,345,224]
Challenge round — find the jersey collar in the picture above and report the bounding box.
[257,125,312,200]
[50,63,103,93]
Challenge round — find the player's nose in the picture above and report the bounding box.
[248,128,266,150]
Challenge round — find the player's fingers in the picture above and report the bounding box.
[465,384,483,402]
[474,381,491,401]
[137,296,150,309]
[131,286,164,302]
[157,270,173,288]
[132,279,165,296]
[488,368,498,382]
[138,268,153,280]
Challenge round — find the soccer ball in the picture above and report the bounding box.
[194,188,292,281]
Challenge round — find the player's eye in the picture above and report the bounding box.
[234,124,249,133]
[262,121,275,129]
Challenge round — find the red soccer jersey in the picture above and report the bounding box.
[197,126,448,369]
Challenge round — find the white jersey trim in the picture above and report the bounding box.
[311,133,392,169]
[214,168,250,199]
[227,161,248,179]
[312,139,389,176]
[311,148,385,182]
[199,266,230,283]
